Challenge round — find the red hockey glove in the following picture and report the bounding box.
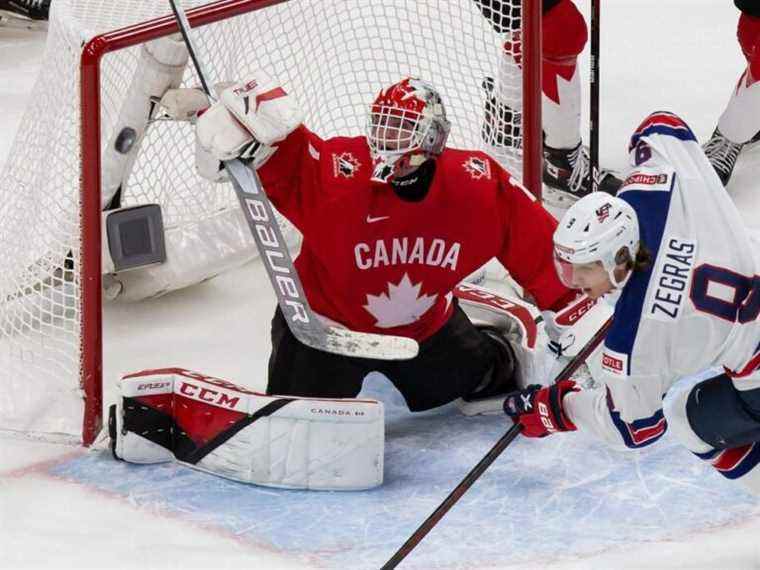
[503,380,579,438]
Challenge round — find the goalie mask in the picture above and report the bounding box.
[367,77,451,184]
[553,193,640,290]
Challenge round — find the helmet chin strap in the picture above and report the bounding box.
[602,265,632,306]
[609,265,631,288]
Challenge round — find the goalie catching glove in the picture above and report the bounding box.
[503,380,579,438]
[194,70,303,177]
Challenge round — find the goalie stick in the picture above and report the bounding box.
[381,316,614,569]
[166,0,418,361]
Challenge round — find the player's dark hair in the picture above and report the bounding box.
[616,242,652,273]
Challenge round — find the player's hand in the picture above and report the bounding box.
[503,380,579,438]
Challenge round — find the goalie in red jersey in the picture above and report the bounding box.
[195,74,580,414]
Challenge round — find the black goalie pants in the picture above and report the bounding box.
[267,301,508,412]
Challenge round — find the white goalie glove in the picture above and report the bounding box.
[194,71,303,179]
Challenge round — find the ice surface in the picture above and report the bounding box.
[17,376,756,569]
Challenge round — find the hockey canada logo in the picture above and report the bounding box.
[463,157,491,180]
[333,152,361,178]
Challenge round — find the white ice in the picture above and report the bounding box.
[3,1,760,568]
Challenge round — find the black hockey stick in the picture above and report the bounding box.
[381,315,614,569]
[166,0,418,361]
[589,0,601,193]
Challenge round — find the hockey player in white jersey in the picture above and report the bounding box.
[504,111,760,494]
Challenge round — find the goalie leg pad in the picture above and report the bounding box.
[111,369,384,491]
[454,282,545,415]
[102,35,189,209]
[109,375,175,464]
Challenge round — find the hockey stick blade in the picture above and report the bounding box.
[167,0,418,361]
[381,316,614,568]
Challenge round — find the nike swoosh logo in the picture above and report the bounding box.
[366,215,390,223]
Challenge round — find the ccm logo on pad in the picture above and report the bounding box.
[178,381,242,410]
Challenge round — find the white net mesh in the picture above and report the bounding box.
[0,0,528,442]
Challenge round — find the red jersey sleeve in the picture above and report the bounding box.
[494,166,576,311]
[254,125,325,232]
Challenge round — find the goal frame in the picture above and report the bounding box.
[78,0,542,446]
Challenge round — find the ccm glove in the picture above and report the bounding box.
[503,380,579,438]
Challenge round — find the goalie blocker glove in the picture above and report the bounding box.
[503,380,579,438]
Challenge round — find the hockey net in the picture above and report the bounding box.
[0,0,540,445]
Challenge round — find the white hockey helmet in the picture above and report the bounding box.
[553,193,640,288]
[367,77,451,183]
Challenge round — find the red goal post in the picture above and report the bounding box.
[1,0,542,446]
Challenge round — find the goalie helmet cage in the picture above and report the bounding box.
[0,0,541,446]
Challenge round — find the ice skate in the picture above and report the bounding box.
[542,142,623,208]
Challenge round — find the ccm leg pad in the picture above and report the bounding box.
[110,368,384,490]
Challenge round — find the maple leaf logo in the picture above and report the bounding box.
[463,157,491,180]
[333,152,361,178]
[363,273,437,328]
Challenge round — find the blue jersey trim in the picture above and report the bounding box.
[605,388,668,448]
[604,183,675,365]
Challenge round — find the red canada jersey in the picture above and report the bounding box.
[257,125,572,341]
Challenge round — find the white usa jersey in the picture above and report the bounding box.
[565,112,760,449]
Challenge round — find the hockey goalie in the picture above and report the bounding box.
[109,67,611,490]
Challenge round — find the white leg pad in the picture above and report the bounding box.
[102,35,189,208]
[455,282,544,389]
[112,375,175,464]
[111,369,384,491]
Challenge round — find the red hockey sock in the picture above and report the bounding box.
[542,0,587,103]
[738,13,760,84]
